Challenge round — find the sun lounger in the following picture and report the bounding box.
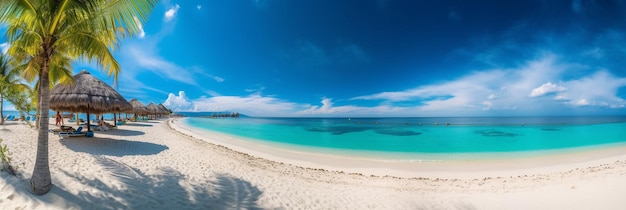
[60,125,74,132]
[59,127,85,138]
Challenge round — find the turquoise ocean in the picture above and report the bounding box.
[180,115,626,160]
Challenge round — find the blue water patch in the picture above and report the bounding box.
[183,116,626,154]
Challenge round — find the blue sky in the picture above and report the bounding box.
[2,0,626,117]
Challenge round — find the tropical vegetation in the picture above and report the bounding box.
[0,53,31,125]
[0,0,157,195]
[0,138,17,176]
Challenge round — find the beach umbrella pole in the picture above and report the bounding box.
[86,110,91,131]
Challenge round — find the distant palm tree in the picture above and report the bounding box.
[14,52,74,128]
[0,0,156,195]
[0,53,30,125]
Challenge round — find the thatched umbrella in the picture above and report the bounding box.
[129,99,148,118]
[157,104,169,115]
[50,70,133,131]
[146,103,158,119]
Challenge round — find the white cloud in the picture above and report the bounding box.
[197,5,202,10]
[205,90,222,97]
[165,91,301,116]
[570,98,589,106]
[133,16,146,39]
[529,82,567,97]
[163,91,194,111]
[298,98,361,115]
[554,93,568,100]
[203,74,224,83]
[354,55,626,115]
[160,54,626,117]
[164,4,180,22]
[561,71,626,108]
[213,76,224,82]
[190,94,305,117]
[318,98,333,112]
[0,42,9,54]
[126,45,198,86]
[174,93,418,117]
[352,67,511,112]
[244,86,266,95]
[117,41,224,97]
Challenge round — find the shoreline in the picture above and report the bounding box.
[170,117,626,179]
[1,118,625,209]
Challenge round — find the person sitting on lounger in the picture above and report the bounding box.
[98,117,109,131]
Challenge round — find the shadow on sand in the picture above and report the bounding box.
[121,123,153,127]
[60,138,168,157]
[51,156,263,209]
[95,129,145,136]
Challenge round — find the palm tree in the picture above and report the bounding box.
[0,0,156,195]
[15,52,74,128]
[7,85,33,120]
[0,53,30,125]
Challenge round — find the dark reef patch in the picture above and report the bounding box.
[306,126,373,135]
[475,129,520,137]
[375,129,422,136]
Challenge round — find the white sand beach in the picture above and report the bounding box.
[1,118,626,209]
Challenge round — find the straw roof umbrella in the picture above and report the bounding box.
[50,70,133,131]
[157,103,169,115]
[129,99,148,116]
[146,102,158,119]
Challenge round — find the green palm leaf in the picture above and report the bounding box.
[0,0,157,195]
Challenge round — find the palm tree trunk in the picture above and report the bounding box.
[1,94,4,125]
[31,48,52,195]
[35,90,41,129]
[35,110,40,129]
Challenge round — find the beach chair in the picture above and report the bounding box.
[59,127,85,138]
[49,125,70,133]
[60,125,74,132]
